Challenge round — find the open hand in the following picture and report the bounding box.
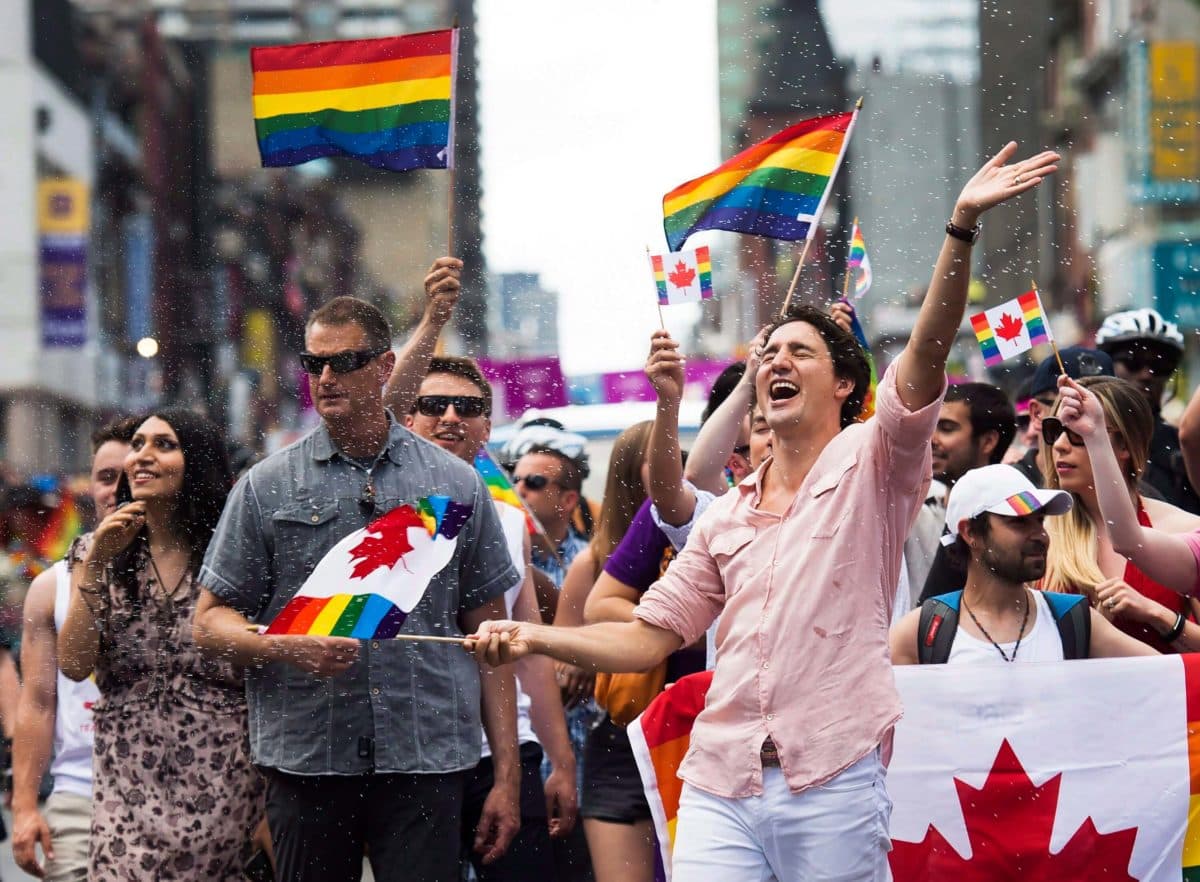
[475,782,520,864]
[646,330,685,405]
[423,256,463,326]
[953,142,1059,225]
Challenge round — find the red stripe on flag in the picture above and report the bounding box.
[970,312,991,333]
[1017,290,1040,311]
[251,30,454,73]
[637,671,713,749]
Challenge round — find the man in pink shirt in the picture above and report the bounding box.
[467,142,1059,881]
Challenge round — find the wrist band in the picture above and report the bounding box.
[1161,611,1186,643]
[945,219,981,244]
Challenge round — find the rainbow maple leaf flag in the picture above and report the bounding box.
[970,289,1054,367]
[662,108,859,252]
[251,28,458,171]
[649,246,714,306]
[264,496,471,638]
[847,219,872,300]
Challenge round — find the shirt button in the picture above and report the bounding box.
[310,514,319,523]
[371,641,380,650]
[766,713,775,721]
[371,687,380,696]
[762,662,769,670]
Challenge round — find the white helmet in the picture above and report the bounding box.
[1095,308,1185,354]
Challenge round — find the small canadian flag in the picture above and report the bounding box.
[649,246,715,306]
[970,289,1054,367]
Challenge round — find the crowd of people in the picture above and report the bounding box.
[0,140,1195,882]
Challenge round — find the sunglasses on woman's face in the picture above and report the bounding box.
[414,395,488,419]
[1041,417,1085,448]
[299,347,389,376]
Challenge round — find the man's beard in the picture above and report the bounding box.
[981,544,1047,584]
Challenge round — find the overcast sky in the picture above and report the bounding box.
[475,0,899,375]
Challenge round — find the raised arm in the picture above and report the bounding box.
[898,143,1059,411]
[1059,375,1200,594]
[382,256,463,416]
[645,330,696,526]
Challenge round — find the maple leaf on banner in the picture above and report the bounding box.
[347,505,426,579]
[996,312,1025,342]
[889,740,1138,882]
[668,261,696,288]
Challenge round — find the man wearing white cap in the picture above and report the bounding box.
[891,464,1157,664]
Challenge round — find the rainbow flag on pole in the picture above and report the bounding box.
[970,289,1054,367]
[251,29,458,171]
[650,246,714,306]
[843,300,877,421]
[848,219,872,300]
[474,447,537,535]
[662,108,859,252]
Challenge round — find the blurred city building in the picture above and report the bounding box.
[488,272,559,358]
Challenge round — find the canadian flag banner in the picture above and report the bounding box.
[889,655,1200,881]
[970,289,1054,367]
[649,245,714,306]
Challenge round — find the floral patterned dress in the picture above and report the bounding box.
[70,536,265,881]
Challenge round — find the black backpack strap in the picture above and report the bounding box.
[1041,591,1091,660]
[917,591,964,665]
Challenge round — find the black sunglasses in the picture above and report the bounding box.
[1041,417,1084,448]
[513,474,556,490]
[1112,349,1177,378]
[414,395,489,419]
[300,347,389,376]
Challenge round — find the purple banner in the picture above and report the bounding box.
[599,359,736,405]
[40,241,87,347]
[478,357,569,419]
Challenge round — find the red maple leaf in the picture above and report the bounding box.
[346,505,425,579]
[668,261,696,289]
[995,312,1025,342]
[889,740,1138,881]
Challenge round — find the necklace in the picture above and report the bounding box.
[963,589,1031,663]
[147,552,191,605]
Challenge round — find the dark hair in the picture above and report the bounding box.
[763,304,871,428]
[944,512,991,570]
[701,362,746,424]
[113,408,233,589]
[91,416,140,453]
[944,383,1017,465]
[424,356,493,416]
[305,296,392,352]
[527,445,583,493]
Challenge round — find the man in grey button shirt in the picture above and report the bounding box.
[194,282,523,882]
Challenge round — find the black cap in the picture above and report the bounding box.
[1029,346,1114,398]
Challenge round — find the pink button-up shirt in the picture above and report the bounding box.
[634,359,943,798]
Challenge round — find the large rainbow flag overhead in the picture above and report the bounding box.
[251,29,458,171]
[662,108,859,252]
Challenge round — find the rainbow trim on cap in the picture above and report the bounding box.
[1005,491,1041,516]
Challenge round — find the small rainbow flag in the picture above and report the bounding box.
[649,246,714,306]
[34,492,82,562]
[628,671,714,881]
[847,219,872,300]
[843,300,878,421]
[265,497,471,639]
[662,109,859,252]
[251,28,458,171]
[970,288,1055,367]
[474,447,535,535]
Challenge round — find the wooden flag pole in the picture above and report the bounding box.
[244,623,465,645]
[779,236,816,318]
[840,217,858,303]
[1031,280,1066,375]
[446,16,460,255]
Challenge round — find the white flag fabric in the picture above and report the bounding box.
[649,246,713,306]
[888,656,1200,881]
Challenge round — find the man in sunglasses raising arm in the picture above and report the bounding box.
[193,291,524,882]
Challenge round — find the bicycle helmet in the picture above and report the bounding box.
[1095,308,1185,354]
[498,420,591,480]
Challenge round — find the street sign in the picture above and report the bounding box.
[1153,239,1200,329]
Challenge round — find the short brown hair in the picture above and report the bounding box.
[306,297,392,352]
[763,304,871,428]
[91,416,139,453]
[425,356,493,416]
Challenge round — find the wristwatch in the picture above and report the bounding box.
[945,219,982,244]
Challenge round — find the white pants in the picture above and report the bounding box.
[671,751,892,882]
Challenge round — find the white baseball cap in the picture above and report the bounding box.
[940,464,1073,547]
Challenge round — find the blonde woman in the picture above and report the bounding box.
[1040,376,1200,651]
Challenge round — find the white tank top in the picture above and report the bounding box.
[947,590,1067,665]
[479,502,537,759]
[52,560,100,797]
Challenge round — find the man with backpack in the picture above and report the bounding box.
[891,464,1157,664]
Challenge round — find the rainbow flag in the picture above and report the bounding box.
[650,246,714,306]
[34,492,82,562]
[847,219,872,300]
[662,109,859,252]
[251,29,458,171]
[628,671,713,881]
[474,447,536,535]
[265,497,471,638]
[970,289,1055,367]
[841,299,877,421]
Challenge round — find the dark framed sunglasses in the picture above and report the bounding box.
[299,347,389,376]
[1041,417,1084,448]
[1111,348,1177,378]
[513,473,556,491]
[414,395,489,419]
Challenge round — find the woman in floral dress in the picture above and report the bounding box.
[59,408,265,881]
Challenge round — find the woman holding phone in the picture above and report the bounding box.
[58,409,265,881]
